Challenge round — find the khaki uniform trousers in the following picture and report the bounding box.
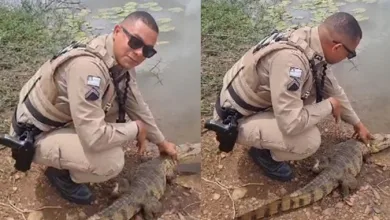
[32,126,125,184]
[213,109,321,162]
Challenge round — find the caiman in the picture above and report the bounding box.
[235,133,390,220]
[87,143,200,220]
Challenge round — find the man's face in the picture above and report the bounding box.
[112,19,158,69]
[324,37,360,64]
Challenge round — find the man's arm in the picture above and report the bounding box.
[124,69,165,145]
[322,67,360,126]
[269,50,333,136]
[66,57,139,152]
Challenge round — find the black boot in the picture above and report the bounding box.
[44,167,94,205]
[248,147,294,182]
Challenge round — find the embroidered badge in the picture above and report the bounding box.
[288,67,302,79]
[287,79,300,91]
[87,75,101,88]
[85,87,100,101]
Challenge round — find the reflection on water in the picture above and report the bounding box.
[80,0,201,144]
[332,0,390,133]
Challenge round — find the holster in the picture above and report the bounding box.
[204,97,243,153]
[8,108,42,172]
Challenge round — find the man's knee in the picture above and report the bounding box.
[86,146,125,179]
[274,126,321,161]
[33,128,125,183]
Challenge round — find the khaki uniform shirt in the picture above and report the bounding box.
[18,33,165,152]
[257,27,360,135]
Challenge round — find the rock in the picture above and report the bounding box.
[6,218,15,220]
[332,191,340,198]
[218,164,223,169]
[322,208,335,216]
[27,211,44,220]
[313,206,321,211]
[364,205,372,215]
[232,187,247,200]
[279,187,287,195]
[335,202,343,209]
[220,153,227,159]
[373,206,381,214]
[373,216,380,220]
[78,211,87,219]
[212,193,220,200]
[372,188,381,200]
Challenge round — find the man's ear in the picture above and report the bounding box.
[331,43,343,52]
[113,25,121,38]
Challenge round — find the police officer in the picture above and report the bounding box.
[212,12,373,182]
[9,11,177,204]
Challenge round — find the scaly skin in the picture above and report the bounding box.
[87,155,177,220]
[235,133,390,220]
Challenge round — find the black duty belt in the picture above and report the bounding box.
[24,96,67,128]
[215,84,269,120]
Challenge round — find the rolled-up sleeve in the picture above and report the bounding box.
[124,69,165,144]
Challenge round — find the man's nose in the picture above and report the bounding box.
[134,47,143,57]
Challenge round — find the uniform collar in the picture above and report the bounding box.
[105,33,118,67]
[308,26,325,60]
[104,33,133,80]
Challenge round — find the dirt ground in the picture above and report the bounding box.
[200,115,390,220]
[0,108,200,220]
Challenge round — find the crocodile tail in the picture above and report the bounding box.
[86,195,140,220]
[234,182,336,220]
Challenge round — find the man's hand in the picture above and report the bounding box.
[328,97,341,123]
[157,140,178,160]
[135,120,147,155]
[352,122,375,146]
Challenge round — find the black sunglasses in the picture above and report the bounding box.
[121,26,157,58]
[333,40,356,59]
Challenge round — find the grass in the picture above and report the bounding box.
[0,0,89,132]
[200,0,285,116]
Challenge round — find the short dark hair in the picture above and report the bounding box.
[122,11,159,33]
[324,12,362,41]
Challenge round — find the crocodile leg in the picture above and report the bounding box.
[141,196,163,220]
[311,156,330,174]
[340,173,358,198]
[111,178,131,198]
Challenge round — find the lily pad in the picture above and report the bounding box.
[335,2,346,6]
[362,0,377,3]
[168,7,184,13]
[149,6,163,12]
[138,2,159,9]
[352,8,367,14]
[345,0,358,2]
[159,24,175,32]
[157,41,169,45]
[355,14,369,21]
[157,18,172,24]
[124,2,138,8]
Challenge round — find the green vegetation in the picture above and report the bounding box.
[0,0,88,131]
[201,0,285,116]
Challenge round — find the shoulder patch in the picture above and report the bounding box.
[85,87,100,101]
[87,75,101,88]
[288,67,302,79]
